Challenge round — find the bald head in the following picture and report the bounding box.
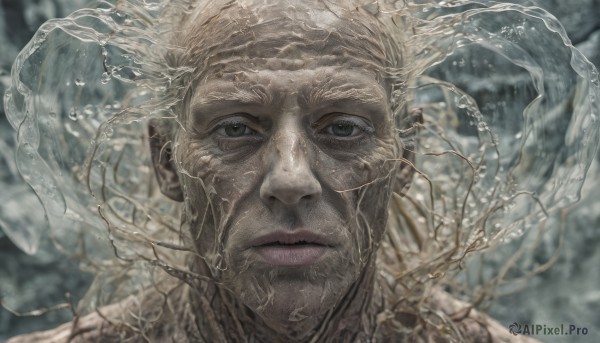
[175,0,403,83]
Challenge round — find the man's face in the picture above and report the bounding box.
[164,1,403,324]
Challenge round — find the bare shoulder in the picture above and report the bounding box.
[5,298,137,343]
[5,286,194,343]
[430,289,539,343]
[6,286,539,343]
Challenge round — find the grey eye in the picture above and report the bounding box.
[323,120,362,137]
[222,123,255,137]
[330,122,357,137]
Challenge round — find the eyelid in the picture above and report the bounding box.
[208,113,261,133]
[313,113,375,134]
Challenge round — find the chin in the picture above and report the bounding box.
[224,259,359,323]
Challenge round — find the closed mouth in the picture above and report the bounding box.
[249,230,333,266]
[250,230,333,248]
[259,240,326,247]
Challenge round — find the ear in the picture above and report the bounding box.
[148,120,184,202]
[394,107,423,196]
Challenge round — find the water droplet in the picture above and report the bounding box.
[101,72,111,84]
[83,105,95,116]
[103,127,114,138]
[143,0,162,10]
[69,108,78,121]
[515,25,525,36]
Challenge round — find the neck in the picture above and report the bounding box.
[184,257,383,342]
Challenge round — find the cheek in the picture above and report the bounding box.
[362,139,400,242]
[177,140,218,179]
[175,140,221,255]
[319,135,398,186]
[177,138,262,190]
[176,139,262,255]
[317,138,398,246]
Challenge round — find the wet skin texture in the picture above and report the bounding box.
[1,1,551,342]
[149,0,412,337]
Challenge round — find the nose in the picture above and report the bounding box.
[260,127,322,207]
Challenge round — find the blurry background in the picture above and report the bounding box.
[0,0,599,341]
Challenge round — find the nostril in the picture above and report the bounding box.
[259,142,322,206]
[301,193,316,202]
[260,173,322,206]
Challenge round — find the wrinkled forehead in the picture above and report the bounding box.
[177,0,400,80]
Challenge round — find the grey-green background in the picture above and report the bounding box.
[1,0,599,341]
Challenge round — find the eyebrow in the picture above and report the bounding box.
[191,74,388,114]
[298,80,387,110]
[192,84,276,109]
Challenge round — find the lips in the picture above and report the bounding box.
[250,230,332,266]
